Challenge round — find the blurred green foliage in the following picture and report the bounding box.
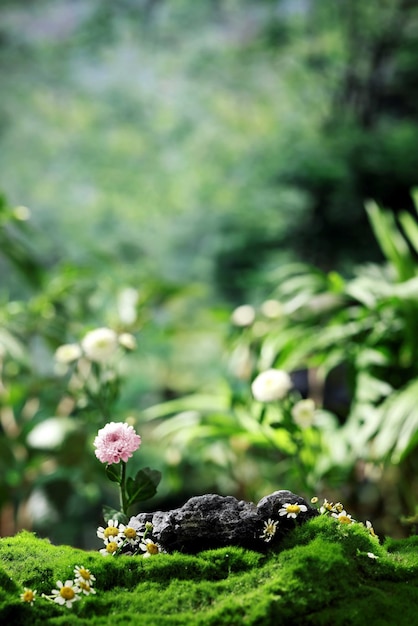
[210,198,418,536]
[2,0,418,301]
[0,0,418,544]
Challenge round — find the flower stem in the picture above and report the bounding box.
[120,461,128,516]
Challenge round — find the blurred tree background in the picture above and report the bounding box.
[1,0,418,546]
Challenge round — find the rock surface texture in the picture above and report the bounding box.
[132,490,317,553]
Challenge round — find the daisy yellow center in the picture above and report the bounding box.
[79,581,90,591]
[78,568,91,580]
[104,526,119,538]
[338,515,352,524]
[106,541,119,553]
[22,590,35,603]
[124,527,137,539]
[146,543,159,555]
[286,504,301,514]
[60,586,75,600]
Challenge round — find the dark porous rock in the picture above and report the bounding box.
[132,490,317,554]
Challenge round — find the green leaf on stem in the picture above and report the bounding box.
[126,467,162,506]
[105,463,122,484]
[102,505,129,525]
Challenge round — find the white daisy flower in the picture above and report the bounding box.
[260,518,278,542]
[78,580,97,595]
[119,524,140,546]
[332,510,355,524]
[99,541,120,556]
[319,498,334,514]
[278,503,308,519]
[97,519,122,542]
[74,565,96,585]
[51,580,81,608]
[20,588,37,605]
[139,538,161,557]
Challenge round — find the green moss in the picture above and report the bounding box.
[1,521,418,625]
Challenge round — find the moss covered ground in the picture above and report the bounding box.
[1,516,418,625]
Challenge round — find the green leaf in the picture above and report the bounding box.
[399,211,418,254]
[105,463,122,484]
[365,201,413,281]
[102,506,129,525]
[141,394,229,422]
[126,467,162,506]
[373,379,418,462]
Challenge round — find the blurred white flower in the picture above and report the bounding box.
[229,344,252,380]
[55,343,82,365]
[76,357,92,379]
[25,488,58,524]
[117,287,139,325]
[291,398,315,429]
[13,205,31,221]
[251,369,292,402]
[231,305,256,327]
[260,299,282,319]
[118,333,137,351]
[81,328,118,363]
[252,321,269,338]
[27,417,76,450]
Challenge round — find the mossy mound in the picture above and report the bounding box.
[1,516,418,625]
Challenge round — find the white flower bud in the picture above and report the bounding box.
[251,369,292,402]
[54,343,82,364]
[291,398,315,429]
[81,328,118,363]
[118,333,137,351]
[260,299,282,319]
[231,305,256,327]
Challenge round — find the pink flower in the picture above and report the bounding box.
[94,422,141,464]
